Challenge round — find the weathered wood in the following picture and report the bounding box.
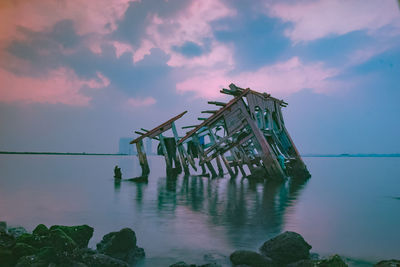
[171,122,190,174]
[220,153,235,177]
[136,140,149,176]
[208,101,227,106]
[130,111,187,144]
[159,134,172,170]
[201,110,218,114]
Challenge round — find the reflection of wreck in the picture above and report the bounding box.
[130,84,310,181]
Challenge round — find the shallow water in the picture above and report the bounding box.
[0,155,399,266]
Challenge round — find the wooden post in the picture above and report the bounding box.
[172,122,190,174]
[208,128,224,176]
[220,153,235,177]
[136,139,150,176]
[194,134,217,177]
[159,134,172,171]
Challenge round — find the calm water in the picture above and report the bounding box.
[0,155,399,266]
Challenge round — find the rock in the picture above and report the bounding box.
[288,255,348,267]
[12,242,38,260]
[49,228,78,252]
[49,225,94,248]
[0,231,16,249]
[169,262,196,267]
[0,221,7,233]
[0,247,15,266]
[81,253,129,267]
[259,231,312,264]
[97,228,144,263]
[230,250,273,267]
[15,255,48,267]
[374,259,400,267]
[33,224,49,236]
[8,226,28,238]
[16,233,46,248]
[316,255,347,267]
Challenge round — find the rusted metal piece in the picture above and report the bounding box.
[130,84,310,181]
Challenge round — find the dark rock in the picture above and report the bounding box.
[230,250,273,267]
[316,255,347,267]
[81,253,129,267]
[16,233,46,248]
[0,231,16,249]
[374,259,400,267]
[12,242,38,260]
[49,225,94,248]
[288,255,348,267]
[49,228,78,252]
[33,224,49,236]
[15,255,47,267]
[0,247,15,267]
[169,262,196,267]
[8,226,28,238]
[199,263,222,267]
[259,231,312,264]
[97,228,144,263]
[0,221,6,233]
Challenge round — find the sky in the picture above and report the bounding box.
[0,0,399,154]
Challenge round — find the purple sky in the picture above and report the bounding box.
[0,0,399,154]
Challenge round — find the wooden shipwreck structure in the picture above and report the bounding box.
[130,84,310,182]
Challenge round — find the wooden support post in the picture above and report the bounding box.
[232,148,246,177]
[193,134,217,177]
[136,140,150,177]
[220,153,235,178]
[208,128,223,176]
[215,155,224,176]
[159,134,172,171]
[172,122,190,175]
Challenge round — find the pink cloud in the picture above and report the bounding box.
[126,97,156,108]
[176,57,339,99]
[267,0,400,43]
[134,0,235,68]
[0,67,109,106]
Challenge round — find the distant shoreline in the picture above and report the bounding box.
[0,151,399,157]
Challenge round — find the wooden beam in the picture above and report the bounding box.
[207,101,226,106]
[201,110,218,114]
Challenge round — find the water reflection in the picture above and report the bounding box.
[153,174,309,245]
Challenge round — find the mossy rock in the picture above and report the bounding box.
[0,231,16,249]
[7,226,28,238]
[0,221,7,233]
[32,224,49,236]
[230,250,273,267]
[0,247,15,267]
[97,228,136,255]
[12,242,38,260]
[49,228,78,252]
[317,255,348,267]
[49,225,93,248]
[16,233,48,248]
[15,254,49,267]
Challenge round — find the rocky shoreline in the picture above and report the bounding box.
[0,221,398,267]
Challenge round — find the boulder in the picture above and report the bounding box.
[374,259,400,267]
[97,228,144,263]
[169,262,196,267]
[0,231,16,249]
[0,221,6,233]
[230,250,273,267]
[317,255,347,267]
[12,242,38,260]
[33,224,49,236]
[259,231,312,264]
[48,228,78,252]
[81,253,129,267]
[0,247,15,266]
[16,233,47,248]
[8,226,28,238]
[49,225,94,248]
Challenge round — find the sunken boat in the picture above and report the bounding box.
[130,83,310,182]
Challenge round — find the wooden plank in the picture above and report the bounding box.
[172,122,189,174]
[159,134,172,170]
[208,101,226,106]
[130,111,187,144]
[136,140,150,176]
[178,88,250,145]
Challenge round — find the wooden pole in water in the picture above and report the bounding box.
[171,122,190,175]
[159,134,172,171]
[136,139,150,176]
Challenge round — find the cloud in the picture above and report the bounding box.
[126,96,156,108]
[0,67,109,106]
[176,57,338,98]
[267,0,400,43]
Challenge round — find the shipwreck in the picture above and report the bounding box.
[130,83,310,182]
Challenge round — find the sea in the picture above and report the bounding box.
[0,154,399,266]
